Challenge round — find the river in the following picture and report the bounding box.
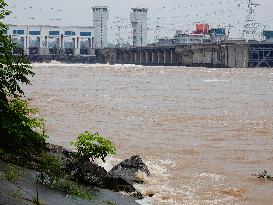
[24,63,273,205]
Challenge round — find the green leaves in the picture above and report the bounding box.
[0,0,33,100]
[39,153,65,183]
[0,1,45,158]
[72,131,116,162]
[0,98,47,157]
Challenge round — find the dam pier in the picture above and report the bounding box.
[96,42,273,68]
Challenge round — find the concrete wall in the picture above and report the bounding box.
[95,43,259,68]
[224,43,249,68]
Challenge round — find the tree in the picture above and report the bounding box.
[0,0,33,102]
[72,131,116,163]
[0,0,46,157]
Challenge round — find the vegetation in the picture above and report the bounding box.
[49,179,95,200]
[37,152,94,200]
[5,164,22,182]
[38,153,65,184]
[103,200,118,205]
[32,196,43,205]
[0,0,47,158]
[253,170,273,181]
[11,189,22,200]
[0,2,118,203]
[72,131,116,162]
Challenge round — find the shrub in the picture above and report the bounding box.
[72,131,116,162]
[0,99,47,157]
[37,153,94,201]
[38,153,64,184]
[50,179,94,200]
[5,164,22,182]
[0,0,46,158]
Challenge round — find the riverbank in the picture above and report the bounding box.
[0,160,139,205]
[0,142,150,205]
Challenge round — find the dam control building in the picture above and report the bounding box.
[92,6,109,49]
[5,6,110,56]
[130,8,148,47]
[7,25,95,56]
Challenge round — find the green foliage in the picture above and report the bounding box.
[49,179,95,200]
[11,189,22,200]
[5,164,21,182]
[38,153,64,183]
[103,200,118,205]
[37,153,94,200]
[0,1,45,158]
[72,131,116,162]
[32,197,43,205]
[0,99,47,157]
[0,0,33,101]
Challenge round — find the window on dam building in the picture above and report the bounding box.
[80,32,91,37]
[13,30,24,35]
[49,31,60,36]
[29,31,41,35]
[64,31,76,36]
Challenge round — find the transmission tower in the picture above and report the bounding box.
[242,0,261,40]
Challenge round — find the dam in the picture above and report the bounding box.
[96,42,273,68]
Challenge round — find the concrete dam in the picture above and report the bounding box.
[96,42,273,68]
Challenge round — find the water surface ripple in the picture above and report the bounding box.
[25,63,273,205]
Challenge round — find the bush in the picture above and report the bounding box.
[0,0,46,158]
[38,153,64,184]
[5,164,22,182]
[72,131,116,162]
[50,179,94,200]
[0,99,47,157]
[37,153,94,200]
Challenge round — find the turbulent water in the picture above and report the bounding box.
[25,63,273,205]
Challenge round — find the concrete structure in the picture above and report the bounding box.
[209,28,227,43]
[130,8,148,47]
[96,41,273,68]
[263,30,273,42]
[92,6,109,48]
[7,24,95,56]
[157,31,211,46]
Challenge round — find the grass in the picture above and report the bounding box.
[47,179,95,201]
[103,200,118,205]
[11,189,22,200]
[6,164,22,182]
[32,196,43,205]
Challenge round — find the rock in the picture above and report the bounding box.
[103,175,136,193]
[65,158,107,187]
[108,155,150,184]
[66,158,137,193]
[45,143,72,159]
[131,191,144,199]
[45,144,139,194]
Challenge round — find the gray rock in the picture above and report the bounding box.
[108,155,150,184]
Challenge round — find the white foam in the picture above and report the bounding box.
[203,79,230,83]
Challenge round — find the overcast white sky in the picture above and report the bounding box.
[5,0,273,44]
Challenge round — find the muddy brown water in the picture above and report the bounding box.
[24,63,273,205]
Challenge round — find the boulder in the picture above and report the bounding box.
[65,158,137,194]
[65,158,107,187]
[108,155,150,184]
[45,144,145,196]
[103,174,136,193]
